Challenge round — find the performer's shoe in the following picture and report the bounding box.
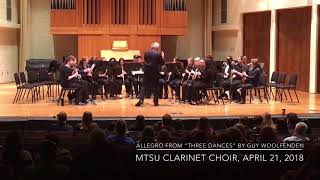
[135,101,143,106]
[153,101,159,106]
[164,94,168,99]
[75,100,86,106]
[239,101,246,104]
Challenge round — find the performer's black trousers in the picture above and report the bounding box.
[181,80,192,101]
[139,77,160,103]
[67,80,89,103]
[191,81,211,101]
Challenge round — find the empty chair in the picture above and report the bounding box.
[266,71,279,98]
[13,73,37,104]
[275,74,299,103]
[20,72,42,101]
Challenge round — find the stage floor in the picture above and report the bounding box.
[0,83,320,118]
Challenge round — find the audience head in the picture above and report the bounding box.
[260,113,276,130]
[162,114,173,127]
[287,113,299,129]
[189,129,211,143]
[89,128,106,148]
[234,123,247,137]
[226,127,245,143]
[300,119,312,134]
[142,126,155,143]
[172,119,184,132]
[135,115,145,130]
[57,111,67,125]
[115,120,128,136]
[82,111,93,126]
[197,117,212,132]
[260,126,277,142]
[157,129,170,143]
[294,122,308,136]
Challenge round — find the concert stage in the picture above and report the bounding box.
[1,83,320,120]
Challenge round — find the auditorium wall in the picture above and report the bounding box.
[22,0,204,62]
[0,0,19,83]
[212,0,320,93]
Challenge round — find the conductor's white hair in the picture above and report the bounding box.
[151,42,160,49]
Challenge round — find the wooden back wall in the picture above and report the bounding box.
[277,7,311,92]
[243,11,271,74]
[50,0,188,59]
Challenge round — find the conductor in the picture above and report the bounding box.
[136,42,165,106]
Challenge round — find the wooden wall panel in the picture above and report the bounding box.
[162,11,187,28]
[277,7,311,92]
[51,0,186,58]
[51,10,77,27]
[78,35,160,59]
[53,35,78,60]
[243,11,271,73]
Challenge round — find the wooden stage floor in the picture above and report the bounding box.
[0,83,320,119]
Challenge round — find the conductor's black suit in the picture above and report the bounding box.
[139,50,165,105]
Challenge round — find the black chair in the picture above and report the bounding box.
[247,72,269,104]
[20,72,42,101]
[13,73,36,104]
[57,86,78,106]
[38,71,60,98]
[275,74,299,103]
[274,72,288,102]
[266,71,279,98]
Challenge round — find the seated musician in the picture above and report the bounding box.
[158,65,169,99]
[220,56,233,98]
[132,55,144,98]
[184,57,201,103]
[119,58,132,98]
[237,58,262,104]
[229,56,248,102]
[59,55,91,105]
[190,59,216,104]
[181,57,195,102]
[93,61,110,99]
[78,57,97,100]
[169,57,183,100]
[109,58,123,99]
